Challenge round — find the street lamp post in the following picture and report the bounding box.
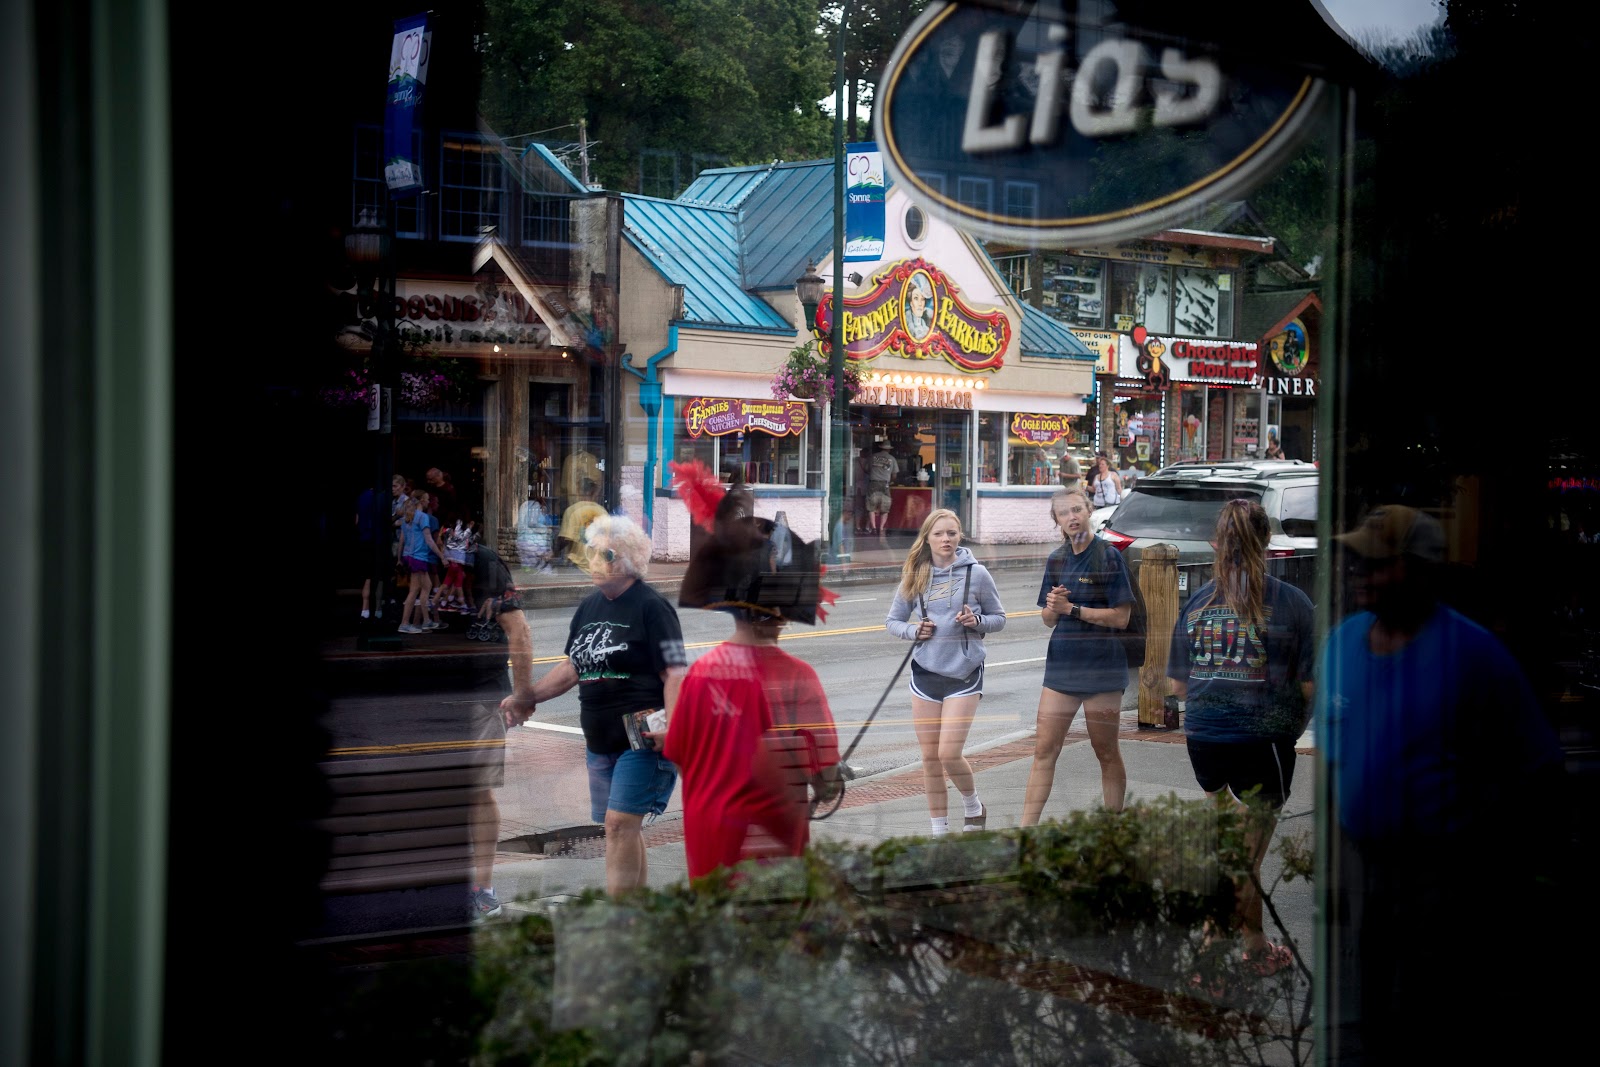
[827,0,852,564]
[346,206,397,646]
[795,260,824,338]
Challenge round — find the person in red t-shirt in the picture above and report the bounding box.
[661,461,842,881]
[663,618,839,879]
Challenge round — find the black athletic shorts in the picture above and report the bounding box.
[909,660,984,702]
[1184,737,1296,808]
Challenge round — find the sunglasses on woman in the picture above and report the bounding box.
[587,546,618,564]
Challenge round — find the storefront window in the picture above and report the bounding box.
[1113,390,1164,472]
[977,411,1004,483]
[677,396,817,486]
[1174,266,1234,338]
[1038,253,1105,328]
[1231,389,1262,457]
[35,3,1600,1066]
[1108,262,1171,333]
[1004,412,1085,485]
[1176,386,1206,463]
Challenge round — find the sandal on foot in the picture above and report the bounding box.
[963,802,987,831]
[1241,942,1294,977]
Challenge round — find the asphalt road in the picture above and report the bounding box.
[515,569,1071,780]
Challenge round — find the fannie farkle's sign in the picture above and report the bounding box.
[815,257,1011,372]
[875,2,1326,245]
[684,397,809,438]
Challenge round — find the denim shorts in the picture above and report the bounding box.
[586,747,678,823]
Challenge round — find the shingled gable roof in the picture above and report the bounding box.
[1240,287,1322,344]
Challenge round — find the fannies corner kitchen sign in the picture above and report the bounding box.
[816,258,1011,372]
[874,2,1326,245]
[684,397,809,438]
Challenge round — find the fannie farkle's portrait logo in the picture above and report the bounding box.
[903,270,935,341]
[816,257,1010,372]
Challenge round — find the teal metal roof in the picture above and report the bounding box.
[622,194,794,332]
[629,157,1095,359]
[1019,303,1096,361]
[516,142,591,195]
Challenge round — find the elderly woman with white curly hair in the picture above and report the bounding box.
[516,513,688,895]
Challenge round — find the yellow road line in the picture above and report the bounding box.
[328,739,505,756]
[528,609,1042,663]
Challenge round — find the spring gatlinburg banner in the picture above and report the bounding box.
[385,13,430,196]
[844,143,885,262]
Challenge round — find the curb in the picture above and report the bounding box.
[514,553,1054,611]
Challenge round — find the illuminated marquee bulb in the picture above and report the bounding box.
[975,380,986,390]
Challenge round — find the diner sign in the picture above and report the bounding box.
[684,397,809,438]
[816,257,1010,372]
[875,2,1326,245]
[1010,412,1074,446]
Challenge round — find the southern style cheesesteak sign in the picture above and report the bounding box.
[874,2,1326,245]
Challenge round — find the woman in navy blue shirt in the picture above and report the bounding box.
[1167,498,1315,976]
[1021,487,1133,824]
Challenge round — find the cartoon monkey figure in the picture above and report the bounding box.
[1137,334,1170,390]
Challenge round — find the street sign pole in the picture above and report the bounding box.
[828,1,851,564]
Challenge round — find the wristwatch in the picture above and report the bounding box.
[1069,603,1082,620]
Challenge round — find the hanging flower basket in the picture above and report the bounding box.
[319,333,475,412]
[770,340,864,403]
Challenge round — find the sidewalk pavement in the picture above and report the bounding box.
[487,706,1317,930]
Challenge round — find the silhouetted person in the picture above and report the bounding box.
[1317,505,1563,1066]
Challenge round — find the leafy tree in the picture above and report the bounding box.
[477,0,835,193]
[821,0,932,142]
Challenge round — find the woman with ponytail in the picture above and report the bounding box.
[1166,498,1316,976]
[885,508,1007,835]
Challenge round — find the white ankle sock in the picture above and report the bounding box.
[929,817,949,835]
[961,791,983,818]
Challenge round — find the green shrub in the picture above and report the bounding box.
[468,795,1312,1066]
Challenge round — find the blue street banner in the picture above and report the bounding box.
[385,13,431,197]
[844,142,885,263]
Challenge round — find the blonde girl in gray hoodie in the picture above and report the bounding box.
[885,508,1007,835]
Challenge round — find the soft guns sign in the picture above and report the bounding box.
[875,3,1326,245]
[684,397,809,438]
[1010,412,1075,446]
[815,258,1010,372]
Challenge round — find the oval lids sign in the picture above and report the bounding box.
[874,2,1326,245]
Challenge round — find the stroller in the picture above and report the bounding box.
[467,543,514,642]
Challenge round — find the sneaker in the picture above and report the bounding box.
[397,624,422,634]
[422,620,446,631]
[471,887,503,922]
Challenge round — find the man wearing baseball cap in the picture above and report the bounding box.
[1317,504,1563,1063]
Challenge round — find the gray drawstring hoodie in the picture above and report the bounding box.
[886,546,1007,679]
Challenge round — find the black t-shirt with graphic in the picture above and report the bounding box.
[565,581,688,754]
